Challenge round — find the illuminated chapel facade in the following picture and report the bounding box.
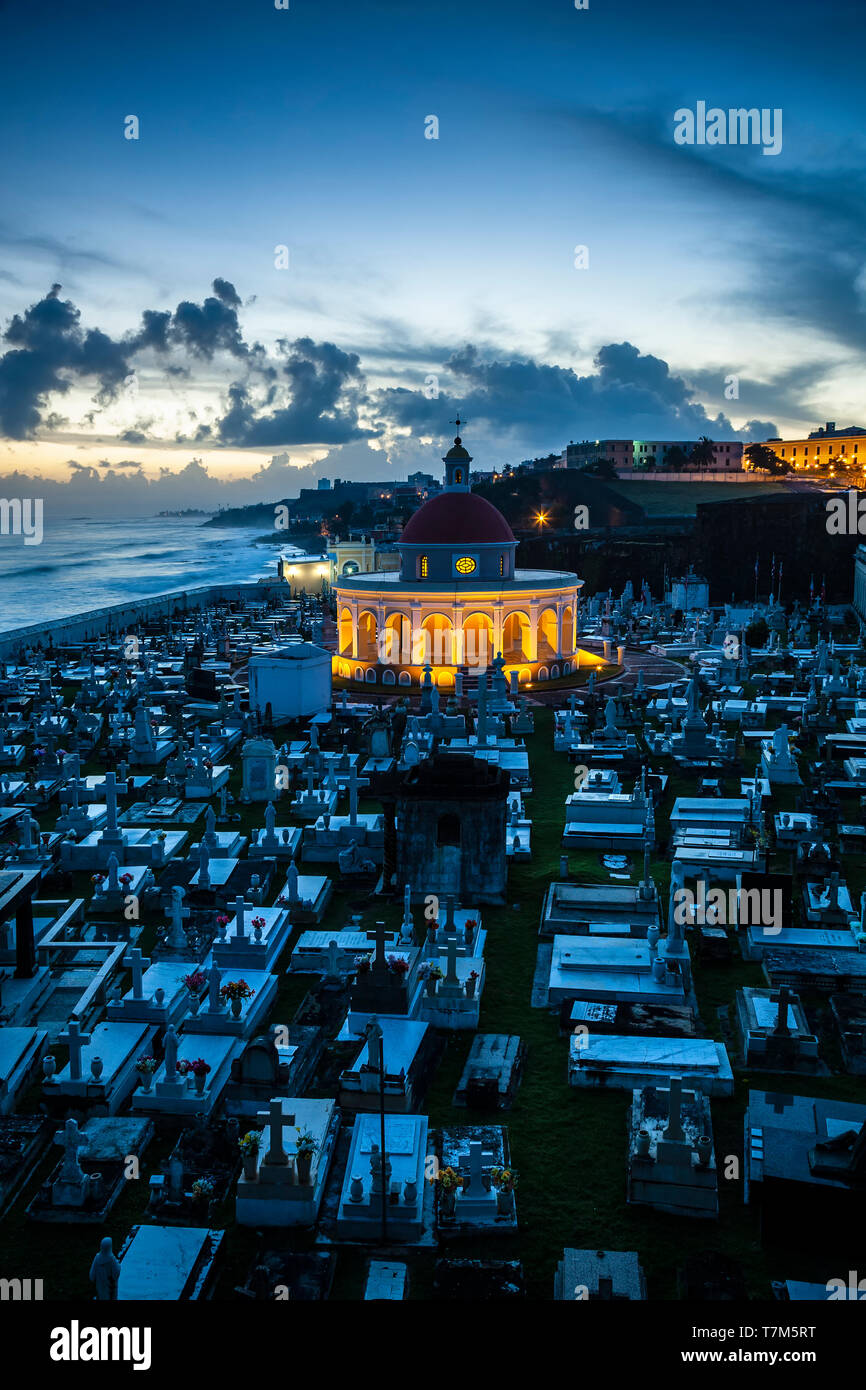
[333,431,595,688]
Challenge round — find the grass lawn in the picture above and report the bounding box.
[610,480,789,517]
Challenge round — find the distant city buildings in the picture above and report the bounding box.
[563,439,744,472]
[765,423,866,471]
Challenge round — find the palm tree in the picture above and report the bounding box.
[689,436,715,474]
[744,443,790,476]
[664,445,689,472]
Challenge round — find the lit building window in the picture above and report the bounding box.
[420,555,428,578]
[455,556,477,575]
[499,555,505,576]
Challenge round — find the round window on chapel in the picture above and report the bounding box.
[455,556,477,575]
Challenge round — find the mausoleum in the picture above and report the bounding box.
[333,426,597,688]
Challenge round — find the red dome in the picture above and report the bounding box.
[400,491,516,545]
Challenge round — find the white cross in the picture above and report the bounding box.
[59,1019,92,1081]
[461,1139,494,1193]
[104,771,118,830]
[346,763,370,825]
[123,947,150,1000]
[232,895,248,940]
[54,1116,89,1181]
[256,1098,297,1166]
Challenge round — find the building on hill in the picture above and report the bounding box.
[564,439,744,472]
[765,423,866,472]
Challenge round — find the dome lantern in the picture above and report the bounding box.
[443,416,472,492]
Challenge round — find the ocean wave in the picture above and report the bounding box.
[0,560,64,579]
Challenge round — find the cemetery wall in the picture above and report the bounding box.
[694,493,858,603]
[0,580,284,657]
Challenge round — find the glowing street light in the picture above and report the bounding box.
[534,510,549,528]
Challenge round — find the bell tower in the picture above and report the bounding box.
[443,417,472,493]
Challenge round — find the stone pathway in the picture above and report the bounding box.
[583,640,687,692]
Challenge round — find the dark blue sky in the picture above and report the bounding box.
[0,0,863,503]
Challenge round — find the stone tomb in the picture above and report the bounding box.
[566,998,697,1039]
[223,1028,314,1118]
[289,929,398,976]
[88,859,154,917]
[546,935,687,1007]
[830,993,866,1075]
[183,962,277,1039]
[735,986,820,1071]
[236,1096,340,1228]
[187,807,246,859]
[569,1032,733,1096]
[275,862,333,924]
[43,1019,156,1114]
[554,1248,647,1301]
[247,802,301,861]
[346,920,425,1030]
[105,951,191,1028]
[760,723,802,785]
[0,1025,48,1114]
[453,1034,525,1109]
[393,753,509,906]
[364,1260,408,1300]
[61,770,187,868]
[0,1115,49,1218]
[335,1112,430,1244]
[540,878,660,939]
[116,1224,224,1300]
[290,771,339,821]
[419,929,485,1031]
[438,1125,517,1233]
[562,785,653,852]
[627,1077,719,1219]
[145,1117,240,1222]
[27,1114,153,1223]
[338,1016,433,1113]
[130,1024,244,1118]
[301,812,385,866]
[743,1089,866,1248]
[212,897,292,973]
[803,873,855,927]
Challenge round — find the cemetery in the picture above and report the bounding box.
[0,446,865,1309]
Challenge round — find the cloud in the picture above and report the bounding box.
[131,279,252,361]
[373,339,750,452]
[0,274,827,462]
[216,337,373,447]
[212,278,242,310]
[0,283,135,438]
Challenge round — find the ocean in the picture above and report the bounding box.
[0,516,286,633]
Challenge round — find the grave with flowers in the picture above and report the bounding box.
[146,1115,241,1223]
[236,1096,340,1228]
[212,896,292,974]
[183,962,277,1038]
[435,1125,518,1235]
[130,1023,244,1118]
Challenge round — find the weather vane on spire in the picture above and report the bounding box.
[450,414,466,438]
